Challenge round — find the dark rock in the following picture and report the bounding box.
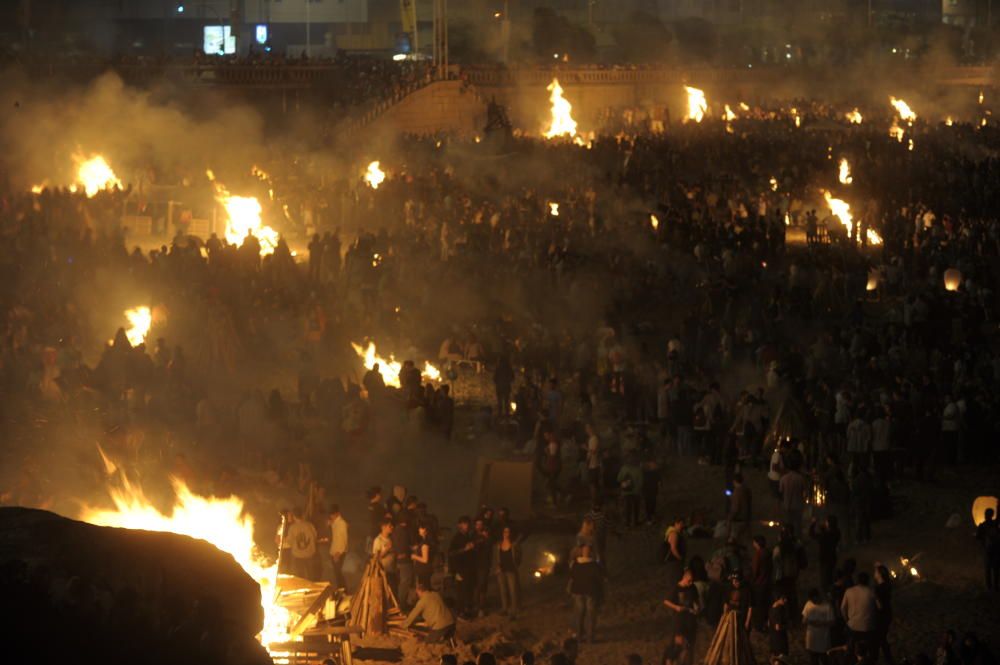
[0,507,271,665]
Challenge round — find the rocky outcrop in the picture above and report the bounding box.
[0,507,271,665]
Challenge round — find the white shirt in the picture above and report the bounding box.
[330,515,349,557]
[287,519,317,559]
[767,449,783,481]
[373,533,394,567]
[803,600,834,653]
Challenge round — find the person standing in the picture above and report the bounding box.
[287,507,318,580]
[750,535,773,634]
[767,442,786,499]
[641,455,661,525]
[473,518,492,616]
[367,487,387,553]
[779,460,807,536]
[585,423,602,501]
[329,505,349,591]
[494,355,514,418]
[394,510,415,610]
[773,526,805,621]
[568,544,604,643]
[851,466,874,545]
[663,567,700,657]
[617,453,643,528]
[840,571,878,656]
[494,526,522,618]
[873,565,894,665]
[802,588,835,665]
[412,522,436,589]
[373,518,396,581]
[448,516,477,618]
[870,407,892,485]
[539,431,563,506]
[663,517,687,590]
[728,472,752,544]
[823,455,852,545]
[810,516,841,592]
[768,593,790,660]
[975,508,1000,591]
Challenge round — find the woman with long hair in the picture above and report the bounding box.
[493,526,522,618]
[411,522,436,589]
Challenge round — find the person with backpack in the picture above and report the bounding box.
[975,507,1000,591]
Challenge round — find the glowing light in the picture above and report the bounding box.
[979,90,984,105]
[74,153,122,197]
[351,341,440,389]
[364,161,386,189]
[890,97,916,122]
[769,176,779,192]
[838,158,853,185]
[889,120,905,142]
[739,102,750,112]
[684,86,707,123]
[549,202,560,217]
[791,107,801,128]
[123,306,152,347]
[650,214,659,231]
[908,139,914,151]
[207,170,279,256]
[945,117,954,126]
[824,191,883,246]
[542,78,586,146]
[724,104,737,121]
[845,108,863,124]
[824,190,854,239]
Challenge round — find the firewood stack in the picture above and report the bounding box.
[348,556,410,638]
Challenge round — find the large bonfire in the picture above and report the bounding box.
[207,169,280,256]
[542,78,588,146]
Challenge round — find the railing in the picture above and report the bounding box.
[461,65,996,87]
[9,62,995,89]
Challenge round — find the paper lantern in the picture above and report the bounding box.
[944,268,962,292]
[866,269,879,291]
[972,496,998,525]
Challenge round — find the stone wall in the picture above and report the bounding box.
[367,80,487,136]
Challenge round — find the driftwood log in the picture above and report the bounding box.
[0,507,271,665]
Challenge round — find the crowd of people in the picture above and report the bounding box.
[1,84,999,665]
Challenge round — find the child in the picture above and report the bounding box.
[769,593,790,659]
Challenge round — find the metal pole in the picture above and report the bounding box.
[412,0,420,54]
